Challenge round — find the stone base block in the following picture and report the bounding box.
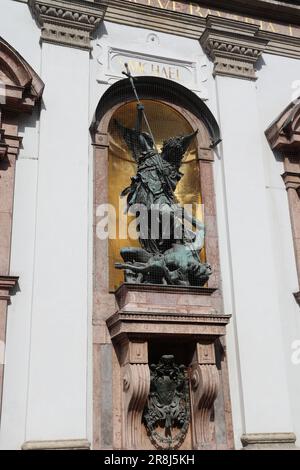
[241,433,298,450]
[22,439,90,450]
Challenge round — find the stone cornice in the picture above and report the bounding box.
[15,0,300,58]
[200,15,269,80]
[194,1,300,24]
[104,0,205,40]
[29,0,108,50]
[107,310,231,341]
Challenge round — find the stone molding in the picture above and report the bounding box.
[22,439,90,450]
[29,0,108,50]
[241,432,297,450]
[0,276,19,301]
[200,16,269,80]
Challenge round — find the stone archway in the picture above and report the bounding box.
[91,77,234,450]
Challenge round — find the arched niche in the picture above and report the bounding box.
[91,78,233,451]
[91,78,221,292]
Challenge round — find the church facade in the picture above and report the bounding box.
[0,0,300,450]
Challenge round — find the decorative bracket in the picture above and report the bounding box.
[120,339,150,450]
[190,342,219,449]
[29,0,108,50]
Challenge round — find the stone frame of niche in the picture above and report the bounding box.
[0,36,44,414]
[91,77,234,450]
[265,100,300,306]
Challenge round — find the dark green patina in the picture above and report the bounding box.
[143,355,190,449]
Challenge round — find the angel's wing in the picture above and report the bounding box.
[114,119,143,162]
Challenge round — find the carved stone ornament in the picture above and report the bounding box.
[143,355,190,450]
[200,15,269,80]
[29,0,108,50]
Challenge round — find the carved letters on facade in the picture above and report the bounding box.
[96,46,209,99]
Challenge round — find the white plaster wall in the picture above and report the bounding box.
[24,43,90,442]
[213,53,300,445]
[216,75,294,433]
[256,54,300,445]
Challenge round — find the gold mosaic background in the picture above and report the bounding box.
[108,100,203,290]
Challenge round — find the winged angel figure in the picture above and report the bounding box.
[114,103,212,286]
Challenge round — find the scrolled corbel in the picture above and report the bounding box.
[190,342,219,449]
[120,340,150,449]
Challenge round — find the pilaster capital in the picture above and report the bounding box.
[29,0,108,50]
[200,15,269,80]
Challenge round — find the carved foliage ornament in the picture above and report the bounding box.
[143,355,190,450]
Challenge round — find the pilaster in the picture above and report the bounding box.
[210,20,294,443]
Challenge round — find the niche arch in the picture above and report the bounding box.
[91,76,221,146]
